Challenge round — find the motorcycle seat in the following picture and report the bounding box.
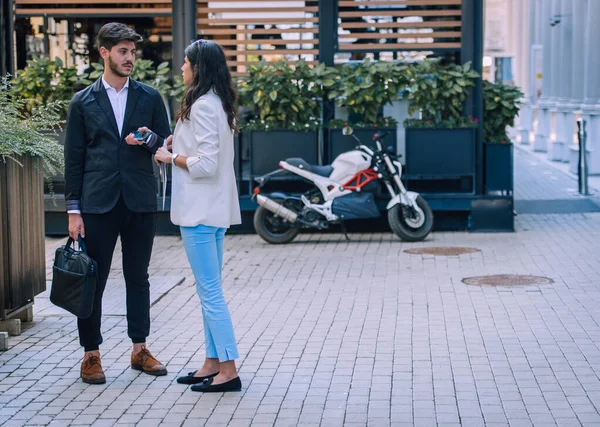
[285,158,333,177]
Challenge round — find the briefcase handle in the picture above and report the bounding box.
[65,235,88,254]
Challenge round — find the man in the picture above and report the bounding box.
[64,22,171,384]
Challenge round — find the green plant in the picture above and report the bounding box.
[0,76,65,177]
[405,60,480,127]
[12,56,83,117]
[483,80,523,143]
[86,59,178,96]
[404,116,478,129]
[329,59,409,125]
[326,117,398,129]
[237,60,338,131]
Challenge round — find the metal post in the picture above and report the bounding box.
[0,0,15,76]
[172,0,196,78]
[577,118,590,195]
[43,16,50,57]
[318,0,337,163]
[461,0,484,194]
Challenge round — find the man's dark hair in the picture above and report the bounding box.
[96,23,143,51]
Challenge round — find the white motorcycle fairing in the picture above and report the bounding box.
[279,150,372,203]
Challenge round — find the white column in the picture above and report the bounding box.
[568,0,588,173]
[581,0,600,174]
[535,0,553,152]
[554,0,575,162]
[548,0,563,161]
[517,0,532,145]
[529,0,543,143]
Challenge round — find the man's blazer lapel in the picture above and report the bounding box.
[91,78,120,139]
[122,79,141,139]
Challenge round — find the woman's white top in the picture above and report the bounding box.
[170,90,241,228]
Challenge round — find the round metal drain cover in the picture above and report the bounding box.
[462,275,554,286]
[405,247,481,256]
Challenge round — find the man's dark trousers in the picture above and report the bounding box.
[79,196,156,351]
[64,77,171,351]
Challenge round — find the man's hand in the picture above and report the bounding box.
[68,213,85,239]
[125,126,151,146]
[165,135,173,151]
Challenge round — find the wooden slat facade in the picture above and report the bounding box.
[196,1,320,76]
[14,0,172,17]
[337,0,462,60]
[0,157,46,319]
[13,0,463,73]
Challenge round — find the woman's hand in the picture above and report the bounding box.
[154,146,172,164]
[165,135,173,151]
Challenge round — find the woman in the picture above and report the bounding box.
[154,39,242,393]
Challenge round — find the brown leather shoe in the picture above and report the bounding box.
[131,346,167,376]
[81,355,106,385]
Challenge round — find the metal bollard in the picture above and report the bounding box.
[577,119,590,196]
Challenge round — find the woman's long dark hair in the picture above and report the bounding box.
[178,39,237,132]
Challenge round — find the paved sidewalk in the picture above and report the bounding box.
[514,145,600,214]
[2,211,600,427]
[514,147,600,214]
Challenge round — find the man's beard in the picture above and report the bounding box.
[108,56,132,78]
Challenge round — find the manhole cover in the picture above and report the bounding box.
[462,275,554,286]
[405,247,481,256]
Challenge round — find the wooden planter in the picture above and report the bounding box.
[0,156,46,320]
[484,142,513,195]
[248,129,319,176]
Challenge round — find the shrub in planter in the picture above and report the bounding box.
[403,60,480,186]
[406,59,479,124]
[329,58,408,124]
[325,117,398,162]
[237,60,338,176]
[483,81,523,194]
[12,56,86,118]
[326,60,407,162]
[483,80,523,143]
[0,77,65,318]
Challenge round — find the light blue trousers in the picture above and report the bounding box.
[180,225,239,362]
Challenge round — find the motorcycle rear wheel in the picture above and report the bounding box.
[388,196,434,242]
[253,202,300,244]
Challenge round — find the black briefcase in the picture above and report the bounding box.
[50,236,98,319]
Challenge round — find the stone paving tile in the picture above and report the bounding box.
[1,210,600,426]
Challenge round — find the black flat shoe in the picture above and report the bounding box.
[177,371,219,385]
[190,376,242,393]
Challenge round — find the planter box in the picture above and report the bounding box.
[405,127,476,177]
[327,128,397,163]
[0,156,46,320]
[485,142,513,195]
[249,130,319,176]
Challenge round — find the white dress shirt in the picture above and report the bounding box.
[102,75,129,136]
[67,76,129,215]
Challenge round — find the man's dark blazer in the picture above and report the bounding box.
[64,77,171,214]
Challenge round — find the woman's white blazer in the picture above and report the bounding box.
[170,90,241,228]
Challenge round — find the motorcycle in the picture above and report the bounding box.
[252,127,434,244]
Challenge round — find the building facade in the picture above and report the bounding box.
[487,0,600,174]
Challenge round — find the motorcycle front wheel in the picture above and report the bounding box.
[388,196,434,242]
[253,201,300,244]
